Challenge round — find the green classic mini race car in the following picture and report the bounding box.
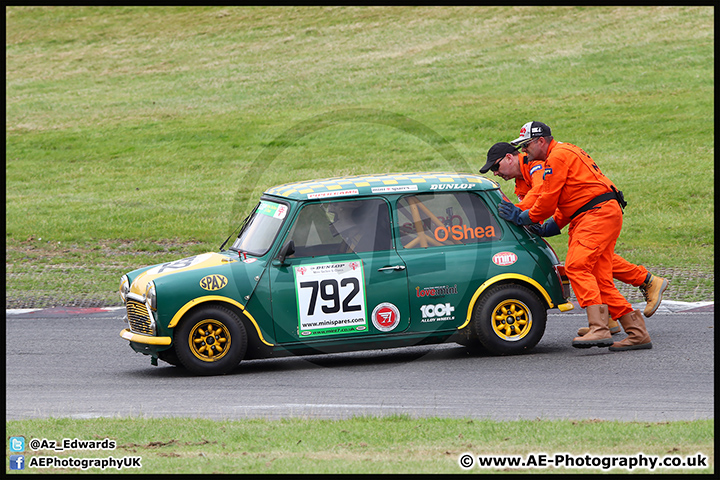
[119,172,573,375]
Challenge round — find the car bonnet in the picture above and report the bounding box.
[128,252,238,296]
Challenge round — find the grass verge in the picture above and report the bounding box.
[5,6,714,307]
[6,416,714,474]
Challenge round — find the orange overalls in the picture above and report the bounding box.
[513,153,649,290]
[514,152,545,210]
[526,140,634,321]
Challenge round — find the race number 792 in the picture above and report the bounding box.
[293,261,368,336]
[299,278,362,315]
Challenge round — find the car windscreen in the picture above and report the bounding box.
[230,200,288,256]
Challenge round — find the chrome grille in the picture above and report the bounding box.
[126,300,154,335]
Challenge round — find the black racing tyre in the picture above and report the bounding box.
[174,306,247,375]
[158,347,181,366]
[472,284,546,355]
[455,334,483,348]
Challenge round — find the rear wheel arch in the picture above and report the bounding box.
[464,275,554,325]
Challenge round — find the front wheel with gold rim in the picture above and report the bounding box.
[472,284,546,355]
[174,306,247,375]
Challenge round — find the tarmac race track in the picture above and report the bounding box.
[5,308,714,421]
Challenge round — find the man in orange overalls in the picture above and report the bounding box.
[496,122,652,350]
[480,142,668,331]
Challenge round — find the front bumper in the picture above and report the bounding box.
[120,329,172,345]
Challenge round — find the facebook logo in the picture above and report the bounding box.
[10,455,25,470]
[10,436,25,452]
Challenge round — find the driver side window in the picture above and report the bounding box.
[286,199,391,257]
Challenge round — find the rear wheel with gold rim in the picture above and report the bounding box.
[472,284,546,355]
[175,306,247,375]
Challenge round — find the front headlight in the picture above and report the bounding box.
[145,280,157,311]
[119,275,130,302]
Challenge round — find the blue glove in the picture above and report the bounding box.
[527,217,561,237]
[498,200,533,225]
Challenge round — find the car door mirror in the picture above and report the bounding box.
[275,240,295,266]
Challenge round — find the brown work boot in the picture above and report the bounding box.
[609,310,652,351]
[577,318,620,336]
[572,304,613,349]
[639,274,669,317]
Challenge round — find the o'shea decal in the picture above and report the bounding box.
[492,252,518,266]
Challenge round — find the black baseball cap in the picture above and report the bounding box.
[480,142,519,173]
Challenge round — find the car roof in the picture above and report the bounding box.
[264,172,500,201]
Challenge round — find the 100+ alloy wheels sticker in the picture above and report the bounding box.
[294,261,368,337]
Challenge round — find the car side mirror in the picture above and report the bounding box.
[275,240,295,266]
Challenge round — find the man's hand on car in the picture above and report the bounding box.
[498,200,532,225]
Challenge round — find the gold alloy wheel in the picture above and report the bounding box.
[491,300,532,341]
[188,319,231,361]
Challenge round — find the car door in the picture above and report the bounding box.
[268,197,411,345]
[394,191,504,332]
